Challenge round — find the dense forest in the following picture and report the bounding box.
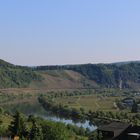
[0,59,41,88]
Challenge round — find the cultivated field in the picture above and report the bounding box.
[52,94,122,112]
[0,88,128,114]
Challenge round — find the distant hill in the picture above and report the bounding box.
[1,59,140,90]
[29,70,98,89]
[35,62,140,89]
[0,59,41,88]
[112,60,140,66]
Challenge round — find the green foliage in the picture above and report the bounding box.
[29,121,43,140]
[88,131,103,140]
[0,59,42,88]
[9,111,27,138]
[38,96,86,121]
[41,121,73,140]
[68,63,140,89]
[7,112,80,140]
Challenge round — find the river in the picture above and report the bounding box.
[38,114,97,131]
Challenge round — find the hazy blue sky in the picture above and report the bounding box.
[0,0,140,65]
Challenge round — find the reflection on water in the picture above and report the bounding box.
[40,114,97,131]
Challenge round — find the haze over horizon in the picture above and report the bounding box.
[0,0,140,66]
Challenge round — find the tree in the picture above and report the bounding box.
[98,131,103,140]
[131,101,138,113]
[9,111,27,138]
[88,131,98,140]
[88,131,103,140]
[29,121,43,140]
[42,121,71,140]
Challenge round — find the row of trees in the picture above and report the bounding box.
[8,111,84,140]
[38,96,140,126]
[44,90,94,99]
[38,97,86,122]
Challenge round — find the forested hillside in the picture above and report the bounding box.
[0,59,41,88]
[35,62,140,89]
[1,59,140,89]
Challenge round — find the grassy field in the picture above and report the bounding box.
[52,94,123,112]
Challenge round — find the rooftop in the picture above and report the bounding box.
[98,122,131,137]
